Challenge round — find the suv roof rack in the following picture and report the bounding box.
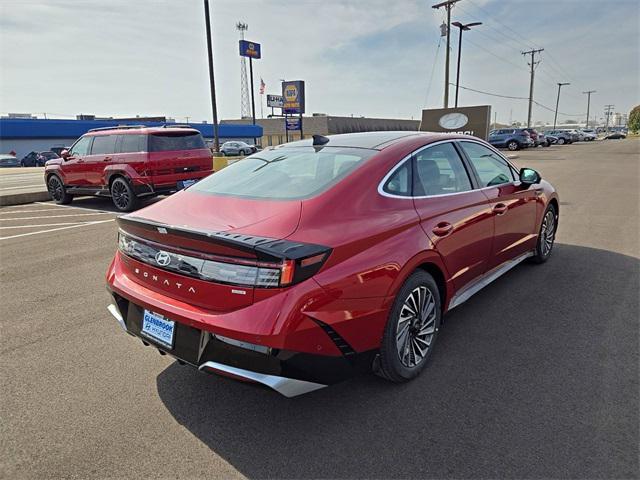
[161,124,194,129]
[87,124,147,132]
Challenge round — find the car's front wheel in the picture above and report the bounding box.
[110,177,138,212]
[532,204,558,263]
[557,137,566,145]
[507,140,520,151]
[47,175,73,204]
[378,270,441,383]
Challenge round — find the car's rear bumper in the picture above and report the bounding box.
[131,170,212,197]
[106,290,376,395]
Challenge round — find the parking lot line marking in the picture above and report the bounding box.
[0,212,113,221]
[0,184,45,191]
[0,209,64,214]
[0,218,115,241]
[34,201,120,215]
[0,222,84,229]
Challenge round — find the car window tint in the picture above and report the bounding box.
[70,136,92,156]
[149,132,205,152]
[383,161,412,197]
[192,146,375,200]
[91,135,118,155]
[121,134,145,153]
[414,143,472,196]
[459,141,514,187]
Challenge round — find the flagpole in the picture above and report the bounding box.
[260,93,264,119]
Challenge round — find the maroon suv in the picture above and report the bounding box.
[45,125,213,211]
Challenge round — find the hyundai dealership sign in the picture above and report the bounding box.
[419,105,491,140]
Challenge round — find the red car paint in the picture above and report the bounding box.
[44,126,213,208]
[106,131,558,393]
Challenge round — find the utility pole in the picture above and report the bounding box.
[203,0,220,152]
[451,21,481,108]
[432,0,461,109]
[582,90,595,128]
[522,48,543,127]
[493,111,497,129]
[604,104,614,132]
[553,82,570,129]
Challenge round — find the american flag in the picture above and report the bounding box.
[259,78,265,95]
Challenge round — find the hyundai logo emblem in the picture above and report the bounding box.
[155,251,171,267]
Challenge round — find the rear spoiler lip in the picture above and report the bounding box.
[117,215,331,262]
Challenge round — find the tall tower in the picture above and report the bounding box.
[237,22,251,119]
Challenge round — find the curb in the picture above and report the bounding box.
[0,191,51,207]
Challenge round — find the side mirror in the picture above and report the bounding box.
[519,167,541,185]
[61,149,71,160]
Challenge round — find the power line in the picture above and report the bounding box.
[451,84,586,117]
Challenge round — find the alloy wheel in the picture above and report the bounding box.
[111,181,130,210]
[48,177,63,201]
[396,286,437,368]
[540,210,556,256]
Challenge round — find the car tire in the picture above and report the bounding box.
[544,140,550,147]
[47,175,73,205]
[557,137,565,145]
[240,149,247,156]
[377,270,441,383]
[110,177,138,212]
[507,140,519,151]
[531,204,558,264]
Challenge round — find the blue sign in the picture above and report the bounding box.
[239,40,261,59]
[285,117,301,131]
[282,80,305,114]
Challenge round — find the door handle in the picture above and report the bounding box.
[432,222,453,237]
[103,156,112,162]
[492,203,508,215]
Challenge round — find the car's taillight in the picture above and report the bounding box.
[118,231,329,288]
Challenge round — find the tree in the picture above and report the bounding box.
[629,105,640,133]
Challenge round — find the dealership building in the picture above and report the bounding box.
[223,115,420,147]
[0,117,263,159]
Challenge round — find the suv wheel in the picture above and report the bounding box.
[377,270,441,383]
[557,137,566,145]
[507,140,519,151]
[240,149,247,156]
[110,177,138,212]
[47,175,73,204]
[531,204,558,263]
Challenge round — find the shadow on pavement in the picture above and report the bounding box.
[156,244,639,479]
[51,195,164,213]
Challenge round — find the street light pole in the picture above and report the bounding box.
[451,21,481,108]
[432,0,461,109]
[203,0,220,152]
[553,82,570,130]
[582,90,596,128]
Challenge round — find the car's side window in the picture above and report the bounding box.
[459,141,514,187]
[383,160,412,197]
[91,135,118,155]
[70,136,92,156]
[413,142,472,196]
[120,134,145,153]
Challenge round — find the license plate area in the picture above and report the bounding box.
[178,179,197,190]
[141,310,175,349]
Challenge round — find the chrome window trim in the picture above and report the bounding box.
[377,138,518,200]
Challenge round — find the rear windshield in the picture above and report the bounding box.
[191,146,376,200]
[148,132,205,152]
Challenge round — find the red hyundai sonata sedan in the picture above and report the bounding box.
[106,131,559,397]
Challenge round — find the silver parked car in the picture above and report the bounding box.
[220,141,257,156]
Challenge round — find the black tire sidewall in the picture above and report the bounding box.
[379,270,441,382]
[533,204,558,263]
[48,175,72,204]
[110,177,137,212]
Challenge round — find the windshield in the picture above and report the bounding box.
[148,131,206,152]
[191,146,376,200]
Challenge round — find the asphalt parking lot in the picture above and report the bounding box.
[1,139,638,479]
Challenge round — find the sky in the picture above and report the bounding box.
[0,0,638,126]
